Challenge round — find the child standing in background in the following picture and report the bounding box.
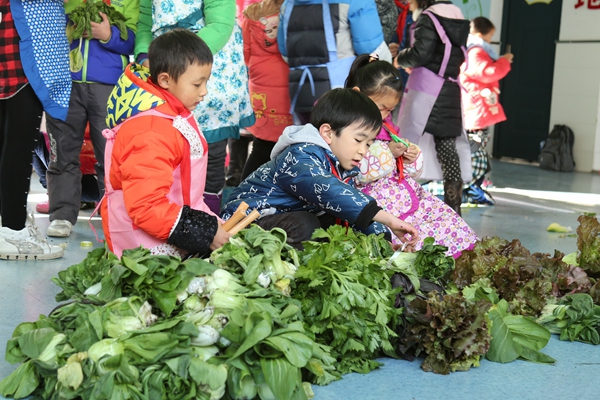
[135,0,256,214]
[102,29,230,258]
[239,0,293,181]
[461,16,513,205]
[45,0,139,238]
[346,54,477,256]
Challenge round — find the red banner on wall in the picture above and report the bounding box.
[575,0,600,9]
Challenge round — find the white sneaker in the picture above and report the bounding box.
[0,224,64,260]
[47,219,74,238]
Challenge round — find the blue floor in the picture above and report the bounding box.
[1,160,600,399]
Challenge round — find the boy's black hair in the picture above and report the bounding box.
[471,16,495,35]
[345,53,402,99]
[148,28,213,82]
[310,88,382,136]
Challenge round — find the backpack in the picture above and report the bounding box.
[538,125,575,172]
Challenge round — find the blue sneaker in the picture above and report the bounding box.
[465,185,495,206]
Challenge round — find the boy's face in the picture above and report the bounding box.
[158,62,212,111]
[320,122,377,171]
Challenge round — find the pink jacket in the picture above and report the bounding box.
[460,46,511,130]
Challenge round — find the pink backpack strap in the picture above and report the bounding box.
[422,10,468,92]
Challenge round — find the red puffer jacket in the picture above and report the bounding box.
[242,0,293,142]
[460,46,511,130]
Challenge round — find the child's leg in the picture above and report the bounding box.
[46,83,88,225]
[86,83,113,199]
[467,128,489,187]
[0,85,43,230]
[433,136,462,216]
[241,137,276,181]
[225,134,252,187]
[204,140,228,214]
[254,211,321,249]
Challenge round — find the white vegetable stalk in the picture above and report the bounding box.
[206,269,245,293]
[87,338,125,363]
[84,282,102,296]
[138,301,158,326]
[187,277,208,295]
[257,272,271,288]
[176,290,189,303]
[187,306,215,327]
[192,345,219,361]
[192,325,220,346]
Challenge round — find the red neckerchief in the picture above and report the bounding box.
[325,155,350,230]
[148,78,209,205]
[394,1,410,45]
[382,121,406,181]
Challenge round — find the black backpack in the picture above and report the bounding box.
[538,125,575,172]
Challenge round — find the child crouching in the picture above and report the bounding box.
[101,29,231,257]
[221,88,419,249]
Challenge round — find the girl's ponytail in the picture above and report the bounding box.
[344,53,402,98]
[345,54,371,88]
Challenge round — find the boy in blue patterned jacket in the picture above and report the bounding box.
[221,88,419,249]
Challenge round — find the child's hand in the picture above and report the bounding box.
[90,12,112,42]
[388,141,408,158]
[402,144,419,163]
[389,219,419,248]
[389,42,399,58]
[374,210,419,248]
[209,223,232,251]
[501,53,514,63]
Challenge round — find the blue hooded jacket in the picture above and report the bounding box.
[221,124,388,236]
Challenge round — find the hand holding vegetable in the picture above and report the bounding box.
[89,12,111,42]
[209,223,232,251]
[374,210,419,247]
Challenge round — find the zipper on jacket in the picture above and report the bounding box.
[82,39,90,82]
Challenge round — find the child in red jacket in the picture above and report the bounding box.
[239,0,293,180]
[460,16,513,205]
[102,29,231,257]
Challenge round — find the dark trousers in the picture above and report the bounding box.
[46,82,112,224]
[241,137,276,181]
[205,140,228,194]
[255,211,335,249]
[225,136,251,187]
[0,85,43,230]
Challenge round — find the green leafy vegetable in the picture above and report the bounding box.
[576,214,600,274]
[454,237,555,316]
[294,226,398,376]
[68,1,129,41]
[537,293,600,344]
[413,237,455,281]
[485,295,555,364]
[398,292,491,375]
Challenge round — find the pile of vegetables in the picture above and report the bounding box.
[67,1,129,73]
[1,215,600,398]
[292,226,399,375]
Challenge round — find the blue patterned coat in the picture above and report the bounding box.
[221,124,389,236]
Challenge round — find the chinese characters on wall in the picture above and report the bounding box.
[575,0,600,9]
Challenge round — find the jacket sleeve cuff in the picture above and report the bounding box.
[167,205,218,254]
[353,200,382,230]
[136,53,148,65]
